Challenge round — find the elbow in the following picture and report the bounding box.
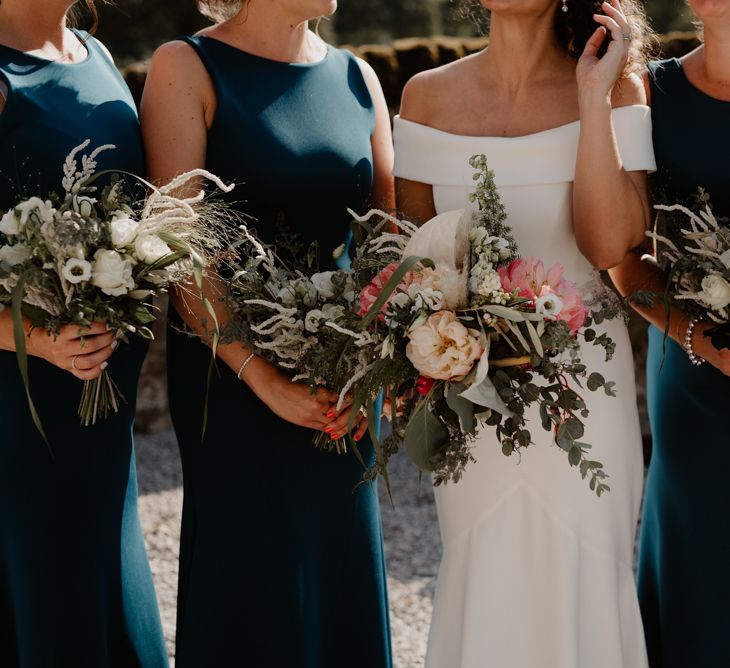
[579,244,630,271]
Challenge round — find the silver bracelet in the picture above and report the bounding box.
[236,352,256,380]
[683,317,706,367]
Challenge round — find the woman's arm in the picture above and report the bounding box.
[610,252,730,375]
[357,58,395,212]
[394,72,438,223]
[141,42,367,437]
[574,0,651,269]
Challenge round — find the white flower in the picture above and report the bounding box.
[62,258,92,284]
[311,271,336,299]
[277,285,296,307]
[72,196,97,218]
[535,291,565,318]
[0,209,19,235]
[129,289,153,300]
[0,243,31,266]
[700,273,730,311]
[389,292,411,310]
[305,309,325,333]
[719,249,730,270]
[134,233,171,265]
[406,311,482,381]
[111,215,140,248]
[407,283,444,311]
[15,197,55,227]
[91,249,135,296]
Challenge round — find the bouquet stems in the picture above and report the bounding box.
[78,370,125,426]
[313,430,348,455]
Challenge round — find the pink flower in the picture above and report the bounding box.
[498,258,588,334]
[358,263,417,320]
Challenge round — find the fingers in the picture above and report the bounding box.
[71,364,107,381]
[595,1,631,45]
[592,13,623,43]
[71,345,114,371]
[60,321,109,340]
[73,332,116,355]
[582,26,607,59]
[324,406,358,439]
[352,417,369,443]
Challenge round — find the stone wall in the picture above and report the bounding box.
[131,33,700,434]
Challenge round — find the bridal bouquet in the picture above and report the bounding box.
[0,140,233,434]
[351,156,618,495]
[645,192,730,349]
[225,155,619,495]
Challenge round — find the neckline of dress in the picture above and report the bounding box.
[670,57,730,106]
[394,105,650,141]
[197,35,331,69]
[0,29,92,68]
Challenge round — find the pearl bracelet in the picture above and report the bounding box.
[237,352,256,380]
[683,317,706,367]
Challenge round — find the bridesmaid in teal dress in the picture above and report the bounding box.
[141,1,394,666]
[611,2,730,665]
[0,2,168,666]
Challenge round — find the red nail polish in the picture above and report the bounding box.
[324,426,332,434]
[326,411,335,419]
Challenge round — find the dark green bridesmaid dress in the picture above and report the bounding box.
[638,58,730,668]
[166,36,392,668]
[0,31,168,668]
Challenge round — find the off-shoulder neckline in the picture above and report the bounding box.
[394,105,651,141]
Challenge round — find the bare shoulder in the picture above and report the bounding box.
[145,40,214,101]
[611,72,648,108]
[400,53,482,125]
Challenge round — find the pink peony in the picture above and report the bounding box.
[358,263,417,320]
[498,257,588,334]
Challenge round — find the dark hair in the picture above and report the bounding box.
[460,0,657,75]
[197,0,243,23]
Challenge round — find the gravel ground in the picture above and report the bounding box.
[136,431,441,668]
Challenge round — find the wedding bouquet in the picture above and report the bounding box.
[644,192,730,350]
[350,156,619,495]
[225,156,619,495]
[0,140,233,434]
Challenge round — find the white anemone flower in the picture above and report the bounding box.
[62,258,93,284]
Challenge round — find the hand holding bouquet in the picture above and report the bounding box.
[0,140,232,435]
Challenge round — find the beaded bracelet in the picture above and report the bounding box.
[683,317,706,367]
[237,352,256,380]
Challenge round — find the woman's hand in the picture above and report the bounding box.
[693,322,730,376]
[323,399,369,443]
[28,322,116,380]
[577,0,633,103]
[243,357,341,430]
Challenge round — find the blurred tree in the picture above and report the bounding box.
[88,0,695,62]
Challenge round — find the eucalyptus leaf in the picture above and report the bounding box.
[404,402,448,472]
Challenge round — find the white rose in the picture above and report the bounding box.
[91,250,135,296]
[62,258,92,284]
[700,273,730,310]
[304,309,324,333]
[535,291,564,318]
[134,233,171,265]
[406,311,482,381]
[311,271,336,299]
[72,196,97,218]
[0,209,19,235]
[0,243,31,266]
[111,216,140,248]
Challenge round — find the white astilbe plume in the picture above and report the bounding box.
[62,140,116,194]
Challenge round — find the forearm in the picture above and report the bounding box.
[574,98,648,269]
[609,251,690,345]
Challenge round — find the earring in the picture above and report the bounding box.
[561,0,568,12]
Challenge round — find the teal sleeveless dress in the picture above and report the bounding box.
[638,59,730,667]
[166,36,392,668]
[0,31,168,667]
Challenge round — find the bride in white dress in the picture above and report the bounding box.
[394,1,656,666]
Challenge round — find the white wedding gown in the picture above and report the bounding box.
[393,106,655,668]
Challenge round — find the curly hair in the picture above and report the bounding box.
[197,0,244,23]
[460,0,657,75]
[69,0,108,34]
